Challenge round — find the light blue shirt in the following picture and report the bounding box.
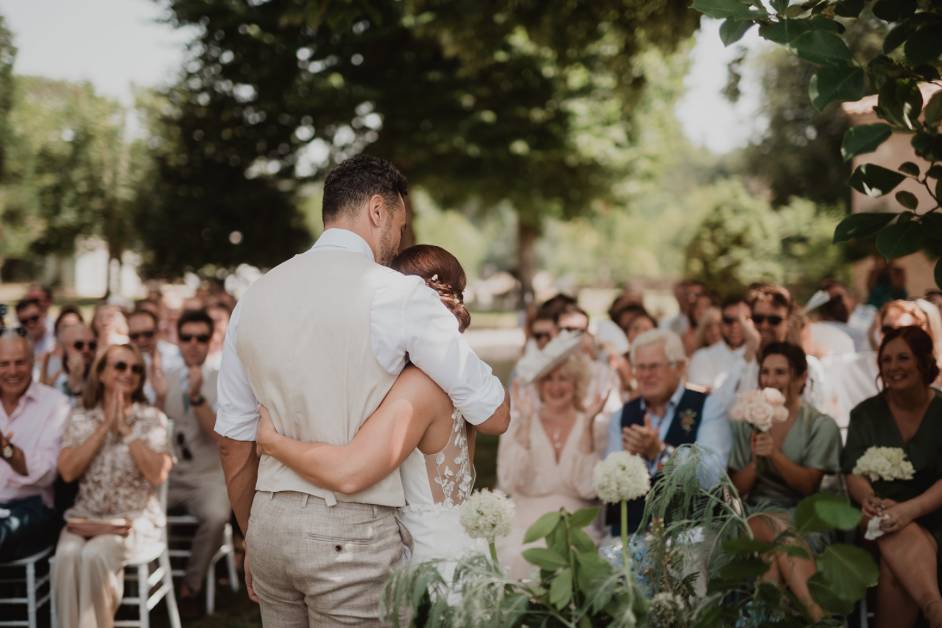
[604,380,732,488]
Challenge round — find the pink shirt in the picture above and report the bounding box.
[0,381,70,507]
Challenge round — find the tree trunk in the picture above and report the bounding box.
[516,219,539,312]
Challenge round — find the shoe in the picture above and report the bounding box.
[177,593,203,620]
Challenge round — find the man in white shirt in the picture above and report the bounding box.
[215,155,509,626]
[687,296,749,391]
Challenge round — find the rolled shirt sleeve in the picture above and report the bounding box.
[215,302,261,441]
[372,275,505,425]
[6,394,70,490]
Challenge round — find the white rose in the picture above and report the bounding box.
[761,387,785,406]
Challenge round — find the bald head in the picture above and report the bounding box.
[0,334,33,401]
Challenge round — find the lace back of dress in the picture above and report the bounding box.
[424,409,474,507]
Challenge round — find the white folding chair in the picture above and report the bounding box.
[166,514,240,614]
[0,546,53,628]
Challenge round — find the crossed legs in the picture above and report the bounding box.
[874,522,942,628]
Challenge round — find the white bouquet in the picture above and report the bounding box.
[459,489,515,543]
[593,451,651,505]
[852,447,915,483]
[729,388,790,432]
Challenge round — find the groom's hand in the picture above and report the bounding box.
[244,550,259,603]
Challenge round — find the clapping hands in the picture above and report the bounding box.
[622,413,661,461]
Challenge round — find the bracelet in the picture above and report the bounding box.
[189,394,206,407]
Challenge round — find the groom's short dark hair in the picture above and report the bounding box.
[322,155,408,224]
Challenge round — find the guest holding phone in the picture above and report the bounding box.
[53,344,172,628]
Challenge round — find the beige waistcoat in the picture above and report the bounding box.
[236,248,402,507]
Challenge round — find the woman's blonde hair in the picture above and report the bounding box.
[537,352,591,411]
[82,344,148,410]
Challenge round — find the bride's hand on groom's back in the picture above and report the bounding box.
[256,404,278,456]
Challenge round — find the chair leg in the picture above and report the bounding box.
[160,551,182,628]
[27,560,37,628]
[206,569,215,615]
[49,558,57,628]
[225,524,240,593]
[138,564,150,628]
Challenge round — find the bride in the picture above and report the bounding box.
[255,244,485,573]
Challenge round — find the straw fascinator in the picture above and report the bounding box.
[515,331,584,384]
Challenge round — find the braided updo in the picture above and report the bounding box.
[391,244,471,332]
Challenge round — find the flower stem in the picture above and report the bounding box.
[489,540,498,564]
[620,500,635,608]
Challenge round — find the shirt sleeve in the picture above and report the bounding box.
[693,392,733,488]
[604,409,623,459]
[214,302,260,441]
[373,276,505,425]
[687,349,712,389]
[7,395,70,490]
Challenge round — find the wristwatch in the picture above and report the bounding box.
[1,442,13,461]
[189,394,206,407]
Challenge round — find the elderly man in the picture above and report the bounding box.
[0,331,70,560]
[605,329,731,531]
[687,296,749,391]
[15,299,53,358]
[163,309,230,617]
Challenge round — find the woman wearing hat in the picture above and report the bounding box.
[497,333,603,579]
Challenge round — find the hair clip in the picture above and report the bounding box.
[430,274,439,282]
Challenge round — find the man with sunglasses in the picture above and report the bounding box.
[0,331,71,561]
[688,296,749,391]
[53,323,97,404]
[128,309,177,406]
[15,299,53,359]
[163,309,230,617]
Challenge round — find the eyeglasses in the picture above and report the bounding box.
[559,326,586,334]
[532,332,551,342]
[176,433,192,462]
[634,362,675,373]
[110,360,144,375]
[128,330,156,341]
[721,316,739,325]
[0,327,28,337]
[752,314,784,327]
[17,314,40,326]
[73,340,98,352]
[179,333,210,344]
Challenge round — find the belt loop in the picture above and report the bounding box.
[268,491,274,501]
[303,494,310,507]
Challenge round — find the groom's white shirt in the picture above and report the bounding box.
[215,227,504,440]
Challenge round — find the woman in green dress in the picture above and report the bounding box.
[843,326,942,628]
[728,341,842,622]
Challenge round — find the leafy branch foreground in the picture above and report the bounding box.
[382,448,878,627]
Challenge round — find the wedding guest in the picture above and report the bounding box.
[39,306,84,386]
[689,305,721,355]
[165,309,230,617]
[23,285,56,352]
[728,341,841,622]
[537,293,578,323]
[205,302,230,369]
[91,303,129,350]
[681,291,715,355]
[842,326,942,628]
[127,309,170,406]
[51,324,97,405]
[821,278,876,343]
[15,299,52,358]
[53,344,172,628]
[688,297,748,391]
[498,335,601,578]
[0,332,71,560]
[604,329,731,531]
[529,311,558,350]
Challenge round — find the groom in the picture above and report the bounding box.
[215,155,510,627]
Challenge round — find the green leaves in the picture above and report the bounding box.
[795,493,861,533]
[895,190,918,210]
[903,27,942,66]
[872,0,917,22]
[924,91,942,129]
[569,507,600,529]
[549,568,573,609]
[809,64,865,111]
[522,547,568,570]
[877,218,925,259]
[790,31,853,66]
[849,164,907,197]
[524,512,561,543]
[720,19,754,46]
[834,0,865,18]
[841,124,891,161]
[691,0,758,20]
[877,79,923,130]
[816,544,879,603]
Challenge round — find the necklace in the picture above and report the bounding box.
[540,412,575,459]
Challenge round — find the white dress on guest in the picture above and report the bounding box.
[399,408,485,578]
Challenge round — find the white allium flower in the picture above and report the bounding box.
[853,447,916,482]
[593,452,651,504]
[459,489,515,542]
[649,592,687,627]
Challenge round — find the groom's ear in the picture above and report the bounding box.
[366,193,388,228]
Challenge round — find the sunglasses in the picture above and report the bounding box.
[532,332,552,342]
[0,327,28,337]
[176,433,193,462]
[559,326,586,334]
[721,316,739,325]
[18,314,40,326]
[751,314,784,327]
[128,330,156,341]
[179,333,211,344]
[110,360,144,375]
[73,340,98,352]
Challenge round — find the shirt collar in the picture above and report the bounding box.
[311,228,375,262]
[2,381,39,422]
[640,380,687,415]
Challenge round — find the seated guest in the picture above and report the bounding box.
[604,329,731,531]
[0,332,70,560]
[53,344,172,628]
[164,309,230,616]
[688,297,748,392]
[728,342,841,622]
[15,299,53,359]
[689,304,721,355]
[529,311,558,351]
[843,326,942,628]
[498,335,600,578]
[205,302,231,369]
[681,292,715,356]
[51,324,97,405]
[91,303,129,350]
[127,309,171,406]
[39,306,85,386]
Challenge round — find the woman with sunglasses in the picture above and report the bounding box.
[52,344,173,628]
[843,327,942,628]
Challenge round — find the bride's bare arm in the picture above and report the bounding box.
[256,366,453,495]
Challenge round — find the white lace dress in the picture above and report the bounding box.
[399,409,485,576]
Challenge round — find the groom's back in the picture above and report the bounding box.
[235,247,402,506]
